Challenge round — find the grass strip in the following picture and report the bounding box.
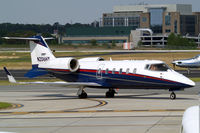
[0,102,12,109]
[190,77,200,82]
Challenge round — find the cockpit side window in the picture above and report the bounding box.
[146,63,170,71]
[145,64,150,69]
[194,55,200,59]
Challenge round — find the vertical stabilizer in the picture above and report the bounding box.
[29,36,55,67]
[2,35,56,68]
[2,36,55,78]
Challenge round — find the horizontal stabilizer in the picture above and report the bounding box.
[2,37,54,40]
[4,67,101,87]
[2,37,39,41]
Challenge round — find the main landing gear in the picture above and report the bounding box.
[77,87,117,98]
[106,88,117,98]
[170,92,176,100]
[77,87,87,98]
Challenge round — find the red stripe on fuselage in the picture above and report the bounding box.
[46,68,177,83]
[47,68,70,72]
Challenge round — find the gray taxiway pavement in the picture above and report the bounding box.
[0,83,199,133]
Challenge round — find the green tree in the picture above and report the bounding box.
[90,39,97,46]
[167,33,176,46]
[167,33,197,49]
[111,41,116,47]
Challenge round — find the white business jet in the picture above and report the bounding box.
[172,54,200,74]
[3,36,195,100]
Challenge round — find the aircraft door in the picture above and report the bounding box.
[96,64,105,79]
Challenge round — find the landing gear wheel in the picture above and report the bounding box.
[105,89,115,98]
[78,90,88,99]
[170,92,176,100]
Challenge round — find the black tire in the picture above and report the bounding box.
[78,91,87,98]
[106,91,115,98]
[106,91,110,98]
[170,92,176,100]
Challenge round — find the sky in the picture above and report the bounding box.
[0,0,199,25]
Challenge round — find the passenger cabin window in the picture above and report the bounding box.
[112,68,116,74]
[133,68,137,73]
[147,63,170,71]
[119,68,123,74]
[105,68,109,74]
[98,68,101,74]
[126,68,129,74]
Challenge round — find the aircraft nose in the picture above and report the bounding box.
[172,71,195,88]
[184,77,195,87]
[172,61,177,64]
[172,60,181,64]
[189,79,195,87]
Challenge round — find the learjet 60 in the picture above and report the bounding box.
[3,36,195,100]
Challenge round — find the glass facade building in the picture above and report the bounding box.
[102,4,200,36]
[103,13,140,28]
[165,15,171,26]
[180,15,196,35]
[128,16,140,27]
[149,8,164,33]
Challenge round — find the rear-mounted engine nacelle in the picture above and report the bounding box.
[39,57,79,72]
[79,57,104,62]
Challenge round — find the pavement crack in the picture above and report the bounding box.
[144,112,170,133]
[50,114,96,133]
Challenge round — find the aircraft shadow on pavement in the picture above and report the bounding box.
[24,93,196,101]
[89,93,196,100]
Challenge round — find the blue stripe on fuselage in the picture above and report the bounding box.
[47,68,191,89]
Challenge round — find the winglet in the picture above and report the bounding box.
[3,67,17,83]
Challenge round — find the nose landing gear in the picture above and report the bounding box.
[170,92,176,100]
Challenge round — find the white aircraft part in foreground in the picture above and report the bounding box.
[181,106,199,133]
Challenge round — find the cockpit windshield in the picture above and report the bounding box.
[192,55,200,59]
[146,63,170,71]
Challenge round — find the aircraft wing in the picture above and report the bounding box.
[3,67,101,87]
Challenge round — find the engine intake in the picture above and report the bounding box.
[68,58,79,72]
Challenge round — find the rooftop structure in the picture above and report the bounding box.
[113,4,192,15]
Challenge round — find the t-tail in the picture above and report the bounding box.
[3,36,79,78]
[3,36,55,78]
[29,36,55,68]
[3,36,55,67]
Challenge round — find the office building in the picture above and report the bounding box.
[102,4,200,36]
